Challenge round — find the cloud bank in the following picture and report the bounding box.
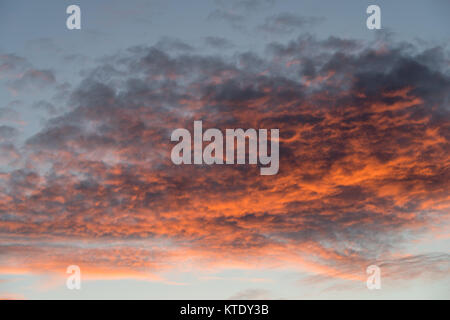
[0,33,449,294]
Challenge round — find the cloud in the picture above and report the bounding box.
[204,37,235,50]
[0,54,29,75]
[378,253,450,280]
[0,54,56,94]
[9,69,55,91]
[0,34,449,292]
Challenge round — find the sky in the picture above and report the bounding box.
[0,0,449,299]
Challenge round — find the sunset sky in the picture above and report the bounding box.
[0,0,449,299]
